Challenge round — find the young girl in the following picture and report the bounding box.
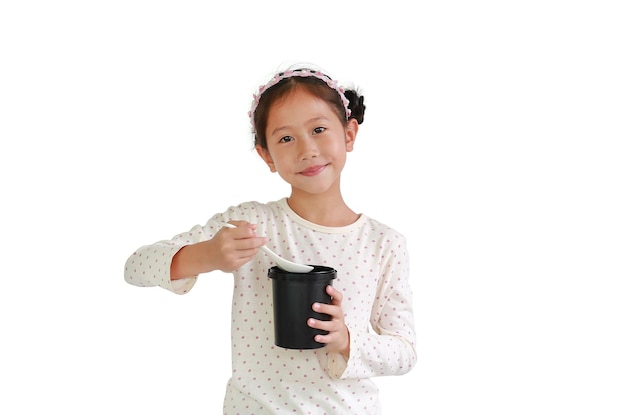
[124,65,416,414]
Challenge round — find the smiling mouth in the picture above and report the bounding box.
[299,165,327,176]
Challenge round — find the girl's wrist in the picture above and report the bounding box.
[340,327,351,359]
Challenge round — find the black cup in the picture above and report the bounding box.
[268,265,337,349]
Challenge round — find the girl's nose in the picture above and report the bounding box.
[298,137,319,160]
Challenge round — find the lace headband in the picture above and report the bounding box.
[248,68,352,132]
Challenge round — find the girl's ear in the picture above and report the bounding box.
[345,118,358,152]
[256,145,277,172]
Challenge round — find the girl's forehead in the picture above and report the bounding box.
[268,90,334,121]
[271,87,332,113]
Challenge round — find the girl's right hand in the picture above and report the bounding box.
[209,221,267,272]
[170,221,267,279]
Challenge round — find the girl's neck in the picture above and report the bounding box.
[287,192,359,227]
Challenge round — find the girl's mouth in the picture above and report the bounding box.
[299,164,326,176]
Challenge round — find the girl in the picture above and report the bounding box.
[124,65,417,414]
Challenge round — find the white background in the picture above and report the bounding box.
[1,1,625,414]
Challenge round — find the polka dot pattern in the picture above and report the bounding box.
[124,198,416,414]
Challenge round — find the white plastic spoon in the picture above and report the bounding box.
[220,222,314,273]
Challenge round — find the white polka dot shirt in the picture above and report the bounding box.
[125,198,416,414]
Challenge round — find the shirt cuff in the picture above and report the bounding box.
[327,352,348,379]
[170,276,197,294]
[153,243,198,294]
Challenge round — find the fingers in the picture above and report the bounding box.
[234,237,267,252]
[212,221,267,271]
[312,285,342,318]
[308,314,348,350]
[327,285,342,303]
[220,221,267,249]
[310,286,342,318]
[308,303,341,334]
[223,221,257,237]
[307,286,349,351]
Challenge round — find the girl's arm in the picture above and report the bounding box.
[170,223,266,280]
[124,224,209,294]
[327,237,417,379]
[124,220,266,294]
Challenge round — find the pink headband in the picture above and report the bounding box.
[248,68,352,132]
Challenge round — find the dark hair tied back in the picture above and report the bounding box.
[344,89,366,125]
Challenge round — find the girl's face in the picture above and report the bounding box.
[256,87,358,197]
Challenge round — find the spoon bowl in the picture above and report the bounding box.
[220,223,313,273]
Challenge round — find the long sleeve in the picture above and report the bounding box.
[124,224,210,295]
[328,232,417,379]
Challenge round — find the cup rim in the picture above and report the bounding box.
[267,265,336,281]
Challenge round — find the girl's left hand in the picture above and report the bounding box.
[308,285,350,358]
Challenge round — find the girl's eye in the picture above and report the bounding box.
[279,135,294,143]
[313,127,326,134]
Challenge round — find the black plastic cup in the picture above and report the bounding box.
[268,265,337,349]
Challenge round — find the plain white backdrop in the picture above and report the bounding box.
[1,1,625,414]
